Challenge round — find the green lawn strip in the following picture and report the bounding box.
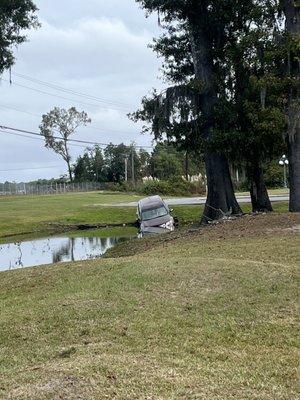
[0,233,298,399]
[172,201,289,225]
[241,201,289,213]
[235,188,289,196]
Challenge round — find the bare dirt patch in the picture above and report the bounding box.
[202,212,300,239]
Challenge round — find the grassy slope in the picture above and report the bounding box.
[0,191,289,242]
[0,213,299,399]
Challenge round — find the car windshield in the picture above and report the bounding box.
[141,206,168,221]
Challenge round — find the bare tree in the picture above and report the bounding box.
[40,107,91,182]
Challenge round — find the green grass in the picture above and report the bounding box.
[0,191,141,241]
[171,201,289,226]
[0,189,290,243]
[236,188,289,196]
[0,214,299,399]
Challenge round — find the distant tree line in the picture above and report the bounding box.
[72,141,284,190]
[72,142,205,184]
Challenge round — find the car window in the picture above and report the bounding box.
[142,206,168,221]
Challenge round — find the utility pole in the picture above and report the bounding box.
[185,151,189,181]
[131,142,136,187]
[124,156,128,182]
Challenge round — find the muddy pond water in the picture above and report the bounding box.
[0,234,134,272]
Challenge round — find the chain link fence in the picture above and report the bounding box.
[0,182,103,196]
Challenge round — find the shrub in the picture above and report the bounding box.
[139,177,206,197]
[139,180,171,196]
[264,161,284,188]
[103,182,136,192]
[233,180,250,192]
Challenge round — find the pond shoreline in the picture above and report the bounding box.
[0,232,137,271]
[0,221,138,245]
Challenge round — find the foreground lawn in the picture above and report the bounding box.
[0,213,299,399]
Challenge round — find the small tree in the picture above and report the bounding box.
[40,107,91,182]
[0,0,39,73]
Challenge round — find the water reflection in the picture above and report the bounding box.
[0,236,131,271]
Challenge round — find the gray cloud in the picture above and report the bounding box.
[0,0,163,182]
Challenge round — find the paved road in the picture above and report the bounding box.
[114,195,289,207]
[165,195,289,206]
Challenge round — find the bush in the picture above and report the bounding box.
[264,161,284,188]
[231,160,285,192]
[102,177,207,196]
[139,177,206,197]
[233,180,250,192]
[103,181,136,192]
[139,180,171,196]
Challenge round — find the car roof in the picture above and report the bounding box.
[138,195,165,210]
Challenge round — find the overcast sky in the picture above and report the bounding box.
[0,0,163,182]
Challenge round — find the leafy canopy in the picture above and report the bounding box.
[0,0,39,73]
[134,0,286,165]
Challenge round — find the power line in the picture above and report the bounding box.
[0,165,62,172]
[0,129,88,149]
[0,78,131,113]
[0,129,44,141]
[0,103,138,135]
[0,126,114,147]
[0,125,154,149]
[12,72,132,109]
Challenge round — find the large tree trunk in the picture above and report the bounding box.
[284,0,300,212]
[246,162,273,213]
[202,152,242,222]
[188,10,242,222]
[288,122,300,211]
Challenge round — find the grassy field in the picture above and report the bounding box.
[0,192,141,241]
[0,190,290,243]
[0,213,299,399]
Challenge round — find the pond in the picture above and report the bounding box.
[0,235,133,272]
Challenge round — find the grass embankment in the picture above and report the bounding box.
[0,213,299,399]
[0,190,289,243]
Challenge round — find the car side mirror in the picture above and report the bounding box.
[170,208,174,213]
